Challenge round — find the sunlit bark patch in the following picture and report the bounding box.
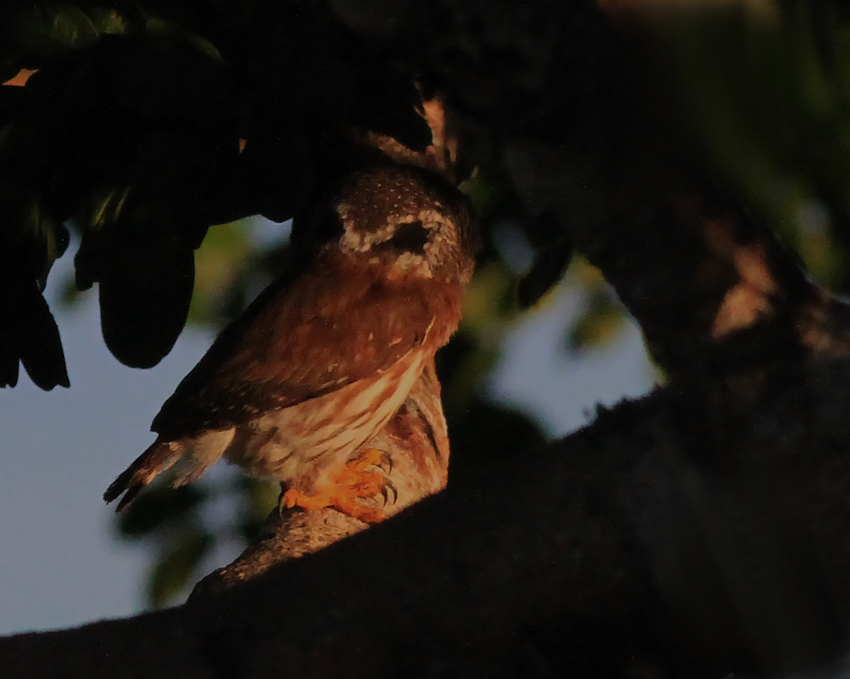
[703,219,777,338]
[796,289,850,356]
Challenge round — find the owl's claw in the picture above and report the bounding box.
[280,448,397,523]
[347,447,393,475]
[352,448,396,507]
[380,478,398,506]
[378,450,393,475]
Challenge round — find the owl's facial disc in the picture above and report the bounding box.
[376,221,430,255]
[365,217,438,279]
[333,210,447,279]
[338,211,438,254]
[324,166,472,284]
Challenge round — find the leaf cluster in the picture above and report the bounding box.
[0,0,432,385]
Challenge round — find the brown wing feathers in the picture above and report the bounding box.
[103,269,438,509]
[152,263,435,440]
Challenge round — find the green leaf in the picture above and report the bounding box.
[86,7,130,36]
[147,531,214,608]
[235,475,278,543]
[28,202,69,288]
[46,5,98,49]
[0,329,19,387]
[0,275,69,389]
[71,121,240,366]
[88,186,131,231]
[73,229,104,291]
[16,284,69,389]
[0,187,68,290]
[100,241,195,368]
[232,117,313,223]
[109,30,230,123]
[118,484,208,539]
[517,236,573,309]
[144,19,223,64]
[462,260,517,329]
[0,127,70,389]
[567,292,625,353]
[188,220,252,324]
[14,4,99,56]
[459,168,512,219]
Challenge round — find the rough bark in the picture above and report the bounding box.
[5,322,850,678]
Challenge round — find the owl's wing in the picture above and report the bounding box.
[151,262,436,440]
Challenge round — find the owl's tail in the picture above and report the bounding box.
[103,439,181,512]
[104,428,235,511]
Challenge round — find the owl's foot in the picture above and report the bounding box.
[280,448,397,523]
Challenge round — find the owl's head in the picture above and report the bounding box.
[303,166,477,285]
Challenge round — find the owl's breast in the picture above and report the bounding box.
[223,341,430,492]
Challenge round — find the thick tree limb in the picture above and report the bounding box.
[5,330,850,677]
[1,386,660,679]
[6,185,850,676]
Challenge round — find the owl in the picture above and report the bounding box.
[104,164,477,523]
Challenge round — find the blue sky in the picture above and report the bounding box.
[0,253,654,635]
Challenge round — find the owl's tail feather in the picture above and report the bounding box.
[103,440,180,512]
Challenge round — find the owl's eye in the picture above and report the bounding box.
[379,221,430,254]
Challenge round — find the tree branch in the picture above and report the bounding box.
[6,304,850,677]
